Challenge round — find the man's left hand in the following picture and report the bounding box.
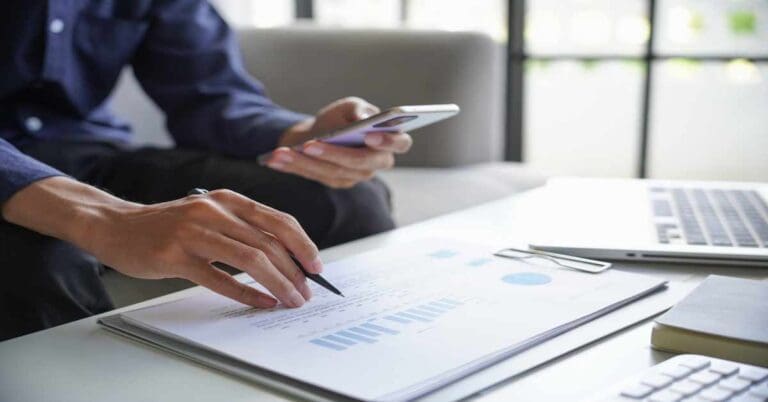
[267,97,412,189]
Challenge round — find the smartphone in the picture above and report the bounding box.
[258,104,460,164]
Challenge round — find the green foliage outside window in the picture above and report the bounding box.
[689,12,705,33]
[728,11,756,35]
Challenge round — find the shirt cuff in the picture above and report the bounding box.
[231,109,311,157]
[1,140,67,206]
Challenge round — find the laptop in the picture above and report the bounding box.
[528,178,768,267]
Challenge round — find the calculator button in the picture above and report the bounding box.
[749,383,768,398]
[710,361,740,376]
[660,365,693,380]
[718,377,752,393]
[619,383,654,398]
[679,356,711,371]
[669,380,702,396]
[739,367,768,383]
[699,387,733,401]
[646,389,684,402]
[690,371,722,386]
[730,394,766,402]
[641,374,675,389]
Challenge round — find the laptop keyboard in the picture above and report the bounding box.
[650,187,768,248]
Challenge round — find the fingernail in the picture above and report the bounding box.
[287,289,305,308]
[303,145,323,156]
[275,152,293,163]
[358,107,377,120]
[311,257,324,273]
[298,281,313,301]
[257,295,278,307]
[365,134,383,146]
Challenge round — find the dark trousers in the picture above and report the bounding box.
[0,140,395,341]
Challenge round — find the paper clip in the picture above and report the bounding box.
[494,247,612,274]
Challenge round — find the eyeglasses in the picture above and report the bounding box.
[493,247,611,274]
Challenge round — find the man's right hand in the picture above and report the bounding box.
[1,177,321,308]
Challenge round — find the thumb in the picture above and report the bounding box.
[332,97,380,122]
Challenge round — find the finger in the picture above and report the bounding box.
[191,230,306,308]
[364,132,413,154]
[186,262,278,308]
[206,190,323,274]
[301,140,394,171]
[257,233,313,301]
[192,204,312,301]
[320,96,380,122]
[211,215,313,301]
[268,148,374,186]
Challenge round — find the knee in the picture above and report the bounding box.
[321,177,396,247]
[1,227,99,289]
[0,222,112,340]
[0,222,107,306]
[232,169,395,248]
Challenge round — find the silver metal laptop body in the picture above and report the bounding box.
[529,178,768,266]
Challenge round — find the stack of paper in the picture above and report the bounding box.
[100,240,667,401]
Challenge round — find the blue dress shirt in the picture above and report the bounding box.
[0,0,309,204]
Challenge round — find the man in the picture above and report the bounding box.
[0,1,412,340]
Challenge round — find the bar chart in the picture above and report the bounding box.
[308,298,464,351]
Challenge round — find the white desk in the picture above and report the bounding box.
[1,188,765,402]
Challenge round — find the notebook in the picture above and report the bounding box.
[652,275,768,367]
[100,239,668,401]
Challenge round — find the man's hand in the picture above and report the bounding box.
[1,177,320,309]
[267,97,413,189]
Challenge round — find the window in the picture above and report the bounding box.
[649,0,768,180]
[515,0,768,179]
[314,0,401,28]
[209,0,295,28]
[522,0,647,177]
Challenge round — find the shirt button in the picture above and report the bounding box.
[49,19,65,34]
[25,116,43,132]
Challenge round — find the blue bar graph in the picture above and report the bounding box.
[407,308,439,318]
[361,323,399,335]
[309,298,465,351]
[336,330,377,344]
[310,339,346,351]
[396,311,432,322]
[384,315,411,324]
[348,326,381,337]
[323,334,356,346]
[416,305,445,314]
[429,301,455,310]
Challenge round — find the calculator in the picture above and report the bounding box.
[595,354,768,402]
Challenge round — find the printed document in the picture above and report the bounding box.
[107,240,667,401]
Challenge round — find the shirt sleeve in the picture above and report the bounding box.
[0,138,65,206]
[130,0,309,157]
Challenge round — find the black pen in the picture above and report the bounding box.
[187,188,344,297]
[290,256,344,297]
